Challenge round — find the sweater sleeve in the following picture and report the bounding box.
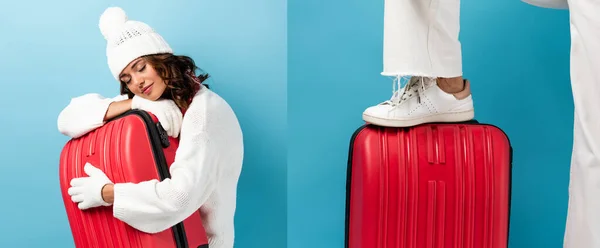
[57,93,129,138]
[111,106,218,234]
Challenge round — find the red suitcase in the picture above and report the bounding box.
[59,109,209,248]
[345,121,512,248]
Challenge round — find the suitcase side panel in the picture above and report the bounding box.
[415,124,511,248]
[346,126,423,248]
[60,111,177,248]
[345,123,511,248]
[116,113,181,248]
[60,117,138,248]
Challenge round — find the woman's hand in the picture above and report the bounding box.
[131,96,183,138]
[68,163,114,210]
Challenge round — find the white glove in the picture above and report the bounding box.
[131,96,183,138]
[68,163,113,210]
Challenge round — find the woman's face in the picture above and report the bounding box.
[119,57,167,101]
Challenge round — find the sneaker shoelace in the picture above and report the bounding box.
[381,76,427,108]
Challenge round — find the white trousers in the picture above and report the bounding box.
[563,0,600,247]
[382,0,462,77]
[384,0,600,247]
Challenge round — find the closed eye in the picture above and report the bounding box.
[120,76,131,84]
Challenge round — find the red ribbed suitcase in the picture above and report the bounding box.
[345,121,512,248]
[59,109,209,248]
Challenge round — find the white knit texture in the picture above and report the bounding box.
[57,87,244,248]
[106,31,173,80]
[99,7,173,80]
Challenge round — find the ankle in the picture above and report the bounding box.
[436,77,471,100]
[454,79,471,100]
[436,76,465,93]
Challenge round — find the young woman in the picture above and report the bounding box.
[57,7,244,248]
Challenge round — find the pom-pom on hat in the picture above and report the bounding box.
[99,7,173,80]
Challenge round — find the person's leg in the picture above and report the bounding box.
[562,0,600,247]
[363,0,474,127]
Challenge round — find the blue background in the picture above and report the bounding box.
[288,1,573,248]
[0,0,577,247]
[0,0,286,247]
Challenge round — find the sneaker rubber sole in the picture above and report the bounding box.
[362,109,475,127]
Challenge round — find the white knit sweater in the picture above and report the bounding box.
[57,86,244,248]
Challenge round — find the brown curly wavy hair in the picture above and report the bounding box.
[119,53,210,111]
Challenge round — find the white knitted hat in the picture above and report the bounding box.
[99,7,173,80]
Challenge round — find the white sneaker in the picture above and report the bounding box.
[362,76,474,127]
